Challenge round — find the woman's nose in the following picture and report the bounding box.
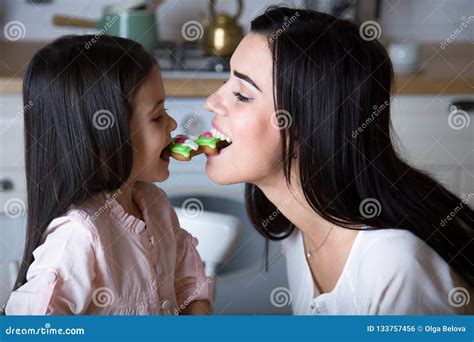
[205,91,227,117]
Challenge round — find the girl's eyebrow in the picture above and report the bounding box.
[147,98,165,115]
[233,70,262,92]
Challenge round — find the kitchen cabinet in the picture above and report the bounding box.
[390,95,473,199]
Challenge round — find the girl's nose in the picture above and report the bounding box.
[168,115,177,132]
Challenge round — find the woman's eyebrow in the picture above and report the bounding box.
[233,70,262,92]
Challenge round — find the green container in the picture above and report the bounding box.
[53,9,159,52]
[99,9,158,52]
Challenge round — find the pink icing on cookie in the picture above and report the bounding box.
[203,131,212,138]
[175,136,187,143]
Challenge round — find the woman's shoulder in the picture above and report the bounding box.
[354,228,447,276]
[358,228,426,258]
[348,228,472,314]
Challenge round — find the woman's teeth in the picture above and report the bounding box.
[211,128,232,143]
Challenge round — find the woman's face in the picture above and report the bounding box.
[129,67,177,182]
[205,33,283,185]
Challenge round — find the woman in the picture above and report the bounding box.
[204,6,473,314]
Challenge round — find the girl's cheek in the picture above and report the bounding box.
[148,122,166,146]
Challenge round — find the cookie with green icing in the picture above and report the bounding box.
[162,131,231,161]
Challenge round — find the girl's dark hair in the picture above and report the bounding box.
[246,7,473,285]
[14,35,157,290]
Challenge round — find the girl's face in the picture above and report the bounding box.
[129,67,177,182]
[205,33,282,185]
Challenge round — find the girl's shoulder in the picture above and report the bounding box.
[45,206,99,242]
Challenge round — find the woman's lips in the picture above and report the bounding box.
[211,124,232,143]
[207,141,232,158]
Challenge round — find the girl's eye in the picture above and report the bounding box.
[152,108,169,123]
[233,91,252,103]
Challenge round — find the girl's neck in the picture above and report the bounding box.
[116,181,143,221]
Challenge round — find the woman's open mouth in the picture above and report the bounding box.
[211,127,232,152]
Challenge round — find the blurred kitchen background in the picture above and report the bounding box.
[0,0,473,314]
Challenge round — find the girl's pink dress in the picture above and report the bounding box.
[5,182,212,315]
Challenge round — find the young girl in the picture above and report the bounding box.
[5,35,211,315]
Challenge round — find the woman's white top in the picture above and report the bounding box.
[281,228,473,315]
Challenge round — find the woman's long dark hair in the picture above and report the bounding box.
[246,7,473,286]
[14,35,156,290]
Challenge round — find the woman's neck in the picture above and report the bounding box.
[257,174,342,245]
[258,174,360,294]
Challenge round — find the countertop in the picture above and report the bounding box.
[0,41,472,96]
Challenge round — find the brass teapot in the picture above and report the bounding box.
[202,0,244,56]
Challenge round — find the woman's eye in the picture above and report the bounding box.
[233,91,252,103]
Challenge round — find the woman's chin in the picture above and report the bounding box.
[205,162,236,185]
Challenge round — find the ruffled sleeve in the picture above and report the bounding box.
[174,227,212,309]
[5,217,96,315]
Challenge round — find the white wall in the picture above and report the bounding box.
[0,0,473,43]
[0,0,303,42]
[380,0,474,43]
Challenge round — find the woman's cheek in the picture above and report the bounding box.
[234,112,281,169]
